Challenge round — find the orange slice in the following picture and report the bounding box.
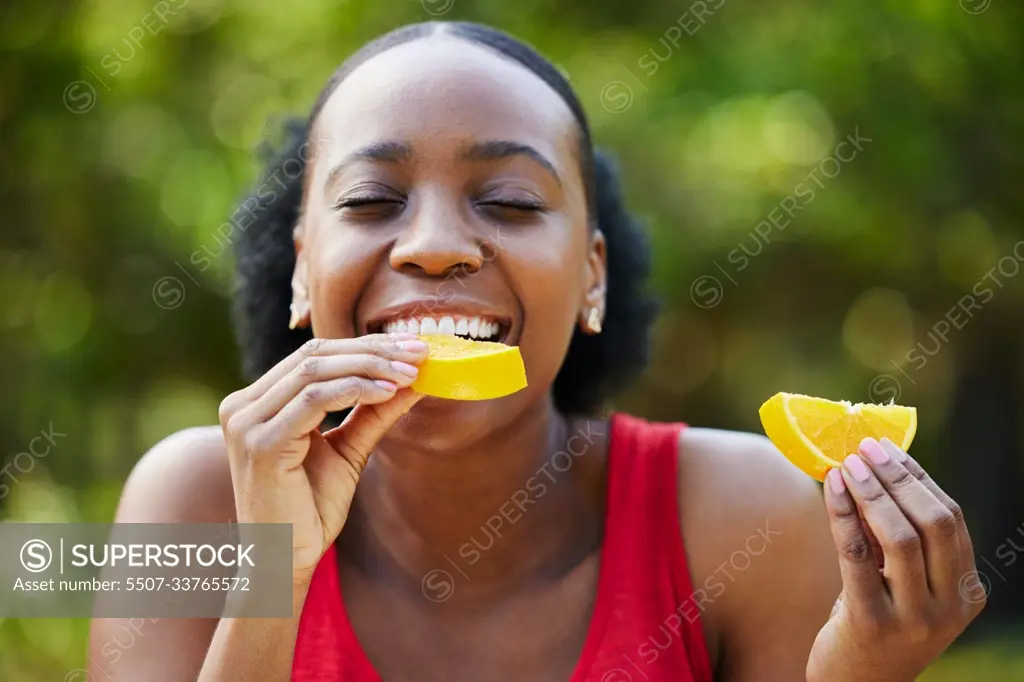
[411,334,527,401]
[759,392,917,482]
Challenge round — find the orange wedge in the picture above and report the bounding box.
[759,392,917,482]
[411,334,528,400]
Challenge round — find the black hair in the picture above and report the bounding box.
[231,21,659,415]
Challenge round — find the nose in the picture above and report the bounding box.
[389,194,485,277]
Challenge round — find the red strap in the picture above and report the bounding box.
[601,413,714,682]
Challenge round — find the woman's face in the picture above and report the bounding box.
[294,37,606,447]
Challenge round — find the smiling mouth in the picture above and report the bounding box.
[371,315,510,343]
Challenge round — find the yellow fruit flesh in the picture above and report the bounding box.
[759,392,917,482]
[411,334,528,401]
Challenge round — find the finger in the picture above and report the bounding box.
[238,334,425,401]
[304,390,423,539]
[830,593,844,621]
[823,468,888,616]
[253,377,401,457]
[303,432,362,538]
[881,439,976,592]
[859,438,961,598]
[857,504,885,571]
[840,454,930,608]
[243,353,423,421]
[324,388,424,465]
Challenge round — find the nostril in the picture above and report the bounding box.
[448,260,480,277]
[389,244,483,277]
[393,261,428,277]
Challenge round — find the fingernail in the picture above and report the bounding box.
[859,437,890,465]
[397,340,428,352]
[844,454,872,482]
[880,437,907,462]
[826,468,847,494]
[375,380,397,391]
[390,361,419,377]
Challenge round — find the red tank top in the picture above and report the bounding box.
[293,413,713,682]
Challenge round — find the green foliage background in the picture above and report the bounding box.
[2,0,1023,678]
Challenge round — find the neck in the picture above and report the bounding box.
[338,398,609,596]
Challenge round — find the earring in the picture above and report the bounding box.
[288,303,300,330]
[587,307,602,334]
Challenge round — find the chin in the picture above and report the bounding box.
[387,393,526,452]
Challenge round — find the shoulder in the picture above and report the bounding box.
[675,427,842,674]
[114,425,235,523]
[91,426,234,680]
[676,427,824,523]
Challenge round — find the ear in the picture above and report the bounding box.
[578,229,607,335]
[289,222,311,330]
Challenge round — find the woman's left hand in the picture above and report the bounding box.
[806,437,987,682]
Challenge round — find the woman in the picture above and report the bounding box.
[90,21,985,681]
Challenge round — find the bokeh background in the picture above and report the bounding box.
[2,0,1023,679]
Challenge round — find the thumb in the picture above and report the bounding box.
[829,592,845,621]
[323,388,423,466]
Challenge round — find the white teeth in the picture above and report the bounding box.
[381,315,503,340]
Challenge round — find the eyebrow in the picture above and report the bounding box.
[323,139,562,189]
[325,141,413,189]
[460,140,562,186]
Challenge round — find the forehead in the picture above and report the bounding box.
[311,37,581,171]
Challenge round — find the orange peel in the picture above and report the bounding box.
[759,392,917,482]
[411,334,527,401]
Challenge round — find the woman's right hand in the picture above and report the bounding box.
[217,333,428,584]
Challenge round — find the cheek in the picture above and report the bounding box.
[504,224,588,368]
[515,222,587,310]
[306,231,381,337]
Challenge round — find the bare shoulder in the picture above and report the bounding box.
[90,426,234,681]
[676,428,841,676]
[114,425,235,524]
[677,427,823,523]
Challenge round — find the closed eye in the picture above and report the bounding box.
[478,198,544,210]
[476,197,546,224]
[476,195,547,216]
[334,196,404,209]
[333,190,406,224]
